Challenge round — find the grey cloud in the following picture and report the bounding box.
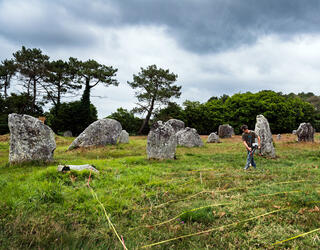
[0,0,97,48]
[58,0,320,53]
[1,0,320,53]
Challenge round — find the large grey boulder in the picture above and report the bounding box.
[176,127,204,147]
[68,118,122,150]
[165,119,185,133]
[218,124,234,138]
[8,113,56,163]
[119,130,129,144]
[63,130,72,137]
[296,123,314,142]
[207,132,221,143]
[254,114,276,158]
[147,121,177,159]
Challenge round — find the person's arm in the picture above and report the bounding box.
[257,135,261,148]
[243,140,252,151]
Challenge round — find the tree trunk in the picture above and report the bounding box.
[81,79,92,127]
[4,81,8,99]
[138,97,155,134]
[56,84,61,114]
[32,78,37,113]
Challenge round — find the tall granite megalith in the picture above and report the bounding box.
[254,115,276,158]
[296,123,315,142]
[8,113,56,163]
[147,121,177,159]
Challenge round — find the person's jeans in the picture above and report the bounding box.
[244,150,256,169]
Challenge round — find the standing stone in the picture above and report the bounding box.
[176,127,204,147]
[119,130,129,144]
[63,130,73,137]
[276,134,281,140]
[218,124,233,138]
[68,118,122,150]
[254,114,276,158]
[8,113,56,163]
[147,121,177,159]
[207,132,221,143]
[292,130,297,135]
[296,123,315,142]
[165,119,185,133]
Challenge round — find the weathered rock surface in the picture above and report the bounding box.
[58,164,99,172]
[63,130,72,137]
[207,132,221,143]
[276,134,281,140]
[218,124,234,138]
[292,130,297,135]
[119,130,129,144]
[165,119,185,133]
[296,123,314,142]
[68,118,122,150]
[176,127,204,147]
[8,113,56,163]
[147,121,177,159]
[254,114,276,158]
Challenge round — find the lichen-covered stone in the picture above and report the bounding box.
[207,132,220,143]
[218,124,234,138]
[147,121,177,159]
[254,114,276,158]
[119,130,129,144]
[296,123,314,142]
[165,119,185,133]
[63,130,72,137]
[176,127,203,147]
[8,113,56,163]
[68,118,122,150]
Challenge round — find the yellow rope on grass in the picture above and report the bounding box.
[147,180,307,210]
[134,190,300,230]
[141,208,288,248]
[89,188,128,250]
[131,202,233,230]
[272,227,320,246]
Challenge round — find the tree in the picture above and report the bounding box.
[0,93,44,134]
[128,65,181,134]
[69,57,118,105]
[0,59,17,99]
[69,57,118,127]
[46,101,97,136]
[13,46,50,112]
[154,102,185,122]
[107,108,142,135]
[43,60,81,112]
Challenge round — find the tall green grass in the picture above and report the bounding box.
[0,134,319,249]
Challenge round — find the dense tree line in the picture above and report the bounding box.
[111,90,318,135]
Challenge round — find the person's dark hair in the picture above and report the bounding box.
[241,124,248,131]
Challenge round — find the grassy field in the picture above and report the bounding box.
[0,133,319,249]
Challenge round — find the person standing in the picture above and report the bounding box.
[241,125,261,170]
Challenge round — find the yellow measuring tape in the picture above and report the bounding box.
[130,202,233,230]
[272,227,320,246]
[141,208,288,248]
[89,188,128,250]
[142,180,307,210]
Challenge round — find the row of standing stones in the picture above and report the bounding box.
[8,114,129,164]
[7,113,315,163]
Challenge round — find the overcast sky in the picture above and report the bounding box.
[1,0,320,118]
